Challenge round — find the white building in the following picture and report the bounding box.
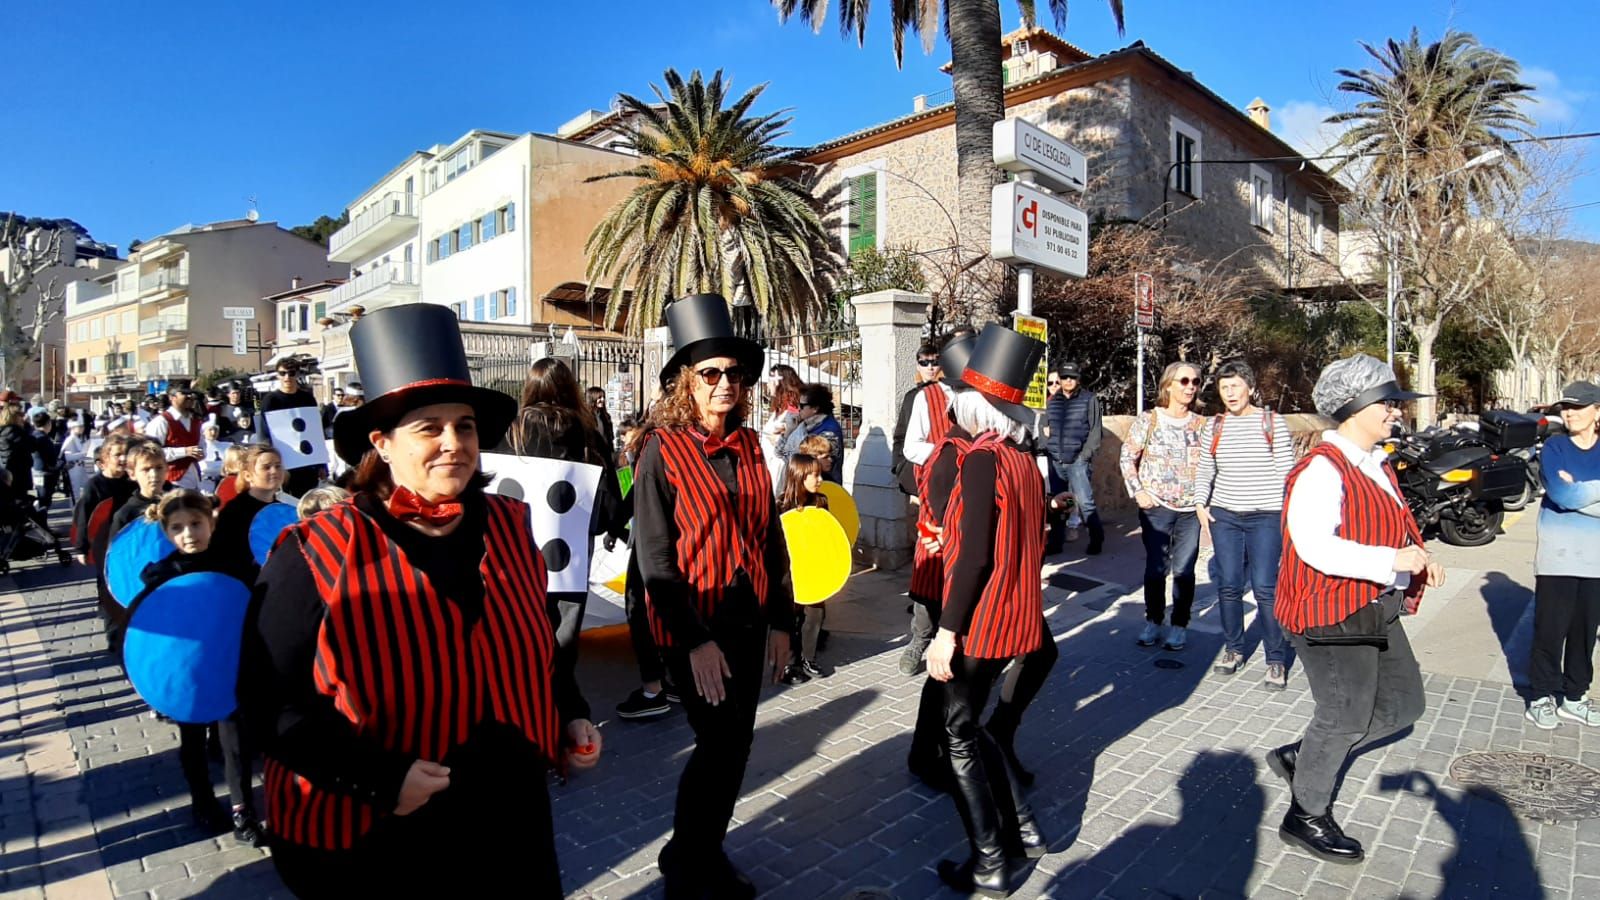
[322,128,639,336]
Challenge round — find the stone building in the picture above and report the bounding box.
[804,28,1346,295]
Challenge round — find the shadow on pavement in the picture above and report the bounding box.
[1481,571,1534,694]
[1377,771,1542,898]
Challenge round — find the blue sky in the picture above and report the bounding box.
[5,0,1595,251]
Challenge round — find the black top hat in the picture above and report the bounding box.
[660,293,764,387]
[964,324,1046,428]
[939,332,978,392]
[332,304,517,465]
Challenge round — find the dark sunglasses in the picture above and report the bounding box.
[1047,379,1061,386]
[1381,399,1404,411]
[277,370,297,377]
[1175,376,1198,387]
[916,357,940,367]
[695,366,751,387]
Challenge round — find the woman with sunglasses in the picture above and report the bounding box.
[1119,361,1206,651]
[779,384,844,487]
[633,293,794,899]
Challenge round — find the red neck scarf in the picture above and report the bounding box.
[387,485,464,525]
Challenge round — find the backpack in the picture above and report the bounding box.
[1209,410,1276,456]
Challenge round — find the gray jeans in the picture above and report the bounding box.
[1288,591,1425,816]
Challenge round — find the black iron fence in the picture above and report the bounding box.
[736,305,862,448]
[471,337,645,421]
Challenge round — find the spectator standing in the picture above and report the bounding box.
[780,384,844,485]
[1525,381,1600,730]
[1119,361,1205,651]
[588,385,616,455]
[1194,361,1295,687]
[1045,362,1105,555]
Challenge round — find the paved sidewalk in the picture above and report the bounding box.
[1,512,1593,899]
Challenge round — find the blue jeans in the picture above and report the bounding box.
[1139,506,1200,626]
[1059,460,1097,526]
[1210,507,1288,664]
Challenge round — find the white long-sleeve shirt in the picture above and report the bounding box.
[1284,430,1409,591]
[142,411,202,489]
[903,383,955,466]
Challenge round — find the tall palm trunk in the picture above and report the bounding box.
[947,0,1005,324]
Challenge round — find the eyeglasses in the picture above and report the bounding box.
[1047,380,1060,386]
[277,371,297,378]
[916,358,940,367]
[1175,377,1198,387]
[1382,399,1403,411]
[695,366,751,387]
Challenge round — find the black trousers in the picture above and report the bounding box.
[177,718,252,810]
[1530,575,1600,700]
[942,654,1031,855]
[269,765,560,899]
[661,603,767,860]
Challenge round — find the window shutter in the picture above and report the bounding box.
[849,174,877,256]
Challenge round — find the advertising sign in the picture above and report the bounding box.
[231,318,248,355]
[222,306,255,320]
[1012,313,1050,409]
[990,181,1089,279]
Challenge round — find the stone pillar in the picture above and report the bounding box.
[845,289,930,569]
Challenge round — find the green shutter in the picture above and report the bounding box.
[849,174,877,257]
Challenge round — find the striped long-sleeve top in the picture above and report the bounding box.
[1195,410,1295,511]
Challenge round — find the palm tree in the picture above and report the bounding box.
[774,1,1124,323]
[584,68,836,336]
[1326,29,1534,422]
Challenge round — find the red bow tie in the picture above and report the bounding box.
[387,486,464,525]
[698,430,734,456]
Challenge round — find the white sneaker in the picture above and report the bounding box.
[1527,696,1559,730]
[1137,621,1162,646]
[1558,697,1600,727]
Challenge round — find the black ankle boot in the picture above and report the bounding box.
[1280,798,1363,863]
[1085,516,1104,555]
[1014,815,1046,859]
[1266,745,1298,786]
[937,852,1010,898]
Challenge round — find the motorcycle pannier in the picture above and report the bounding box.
[1474,454,1530,501]
[1480,410,1539,452]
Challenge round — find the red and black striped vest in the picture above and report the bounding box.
[1276,441,1425,634]
[642,427,774,647]
[262,495,559,851]
[942,433,1045,659]
[159,411,201,482]
[910,426,971,603]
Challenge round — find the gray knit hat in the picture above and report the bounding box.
[1312,354,1428,421]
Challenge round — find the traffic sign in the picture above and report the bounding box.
[993,118,1087,194]
[990,181,1089,279]
[1135,273,1156,330]
[231,319,248,356]
[223,307,255,320]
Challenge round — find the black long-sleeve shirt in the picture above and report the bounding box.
[943,444,1003,638]
[633,430,794,649]
[74,474,134,554]
[239,491,588,812]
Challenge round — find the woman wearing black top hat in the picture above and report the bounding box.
[633,293,794,899]
[924,324,1049,898]
[238,304,599,898]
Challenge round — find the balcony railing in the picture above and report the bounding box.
[138,314,188,339]
[140,359,190,379]
[328,192,418,259]
[327,260,420,313]
[139,268,189,295]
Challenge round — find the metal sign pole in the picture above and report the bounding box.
[1136,330,1145,412]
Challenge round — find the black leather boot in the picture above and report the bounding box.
[1266,745,1298,786]
[909,678,954,792]
[1280,798,1364,863]
[942,742,1011,897]
[979,727,1044,860]
[658,841,709,899]
[1085,513,1105,555]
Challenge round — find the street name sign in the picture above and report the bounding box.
[991,181,1089,279]
[993,118,1087,194]
[1135,272,1156,329]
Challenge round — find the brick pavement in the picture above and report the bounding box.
[0,511,1590,899]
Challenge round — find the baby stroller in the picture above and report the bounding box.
[0,474,71,574]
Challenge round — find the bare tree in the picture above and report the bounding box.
[0,215,68,391]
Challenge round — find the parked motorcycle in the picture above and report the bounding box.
[1500,412,1564,512]
[1382,410,1535,547]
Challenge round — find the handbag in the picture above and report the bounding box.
[1302,598,1391,650]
